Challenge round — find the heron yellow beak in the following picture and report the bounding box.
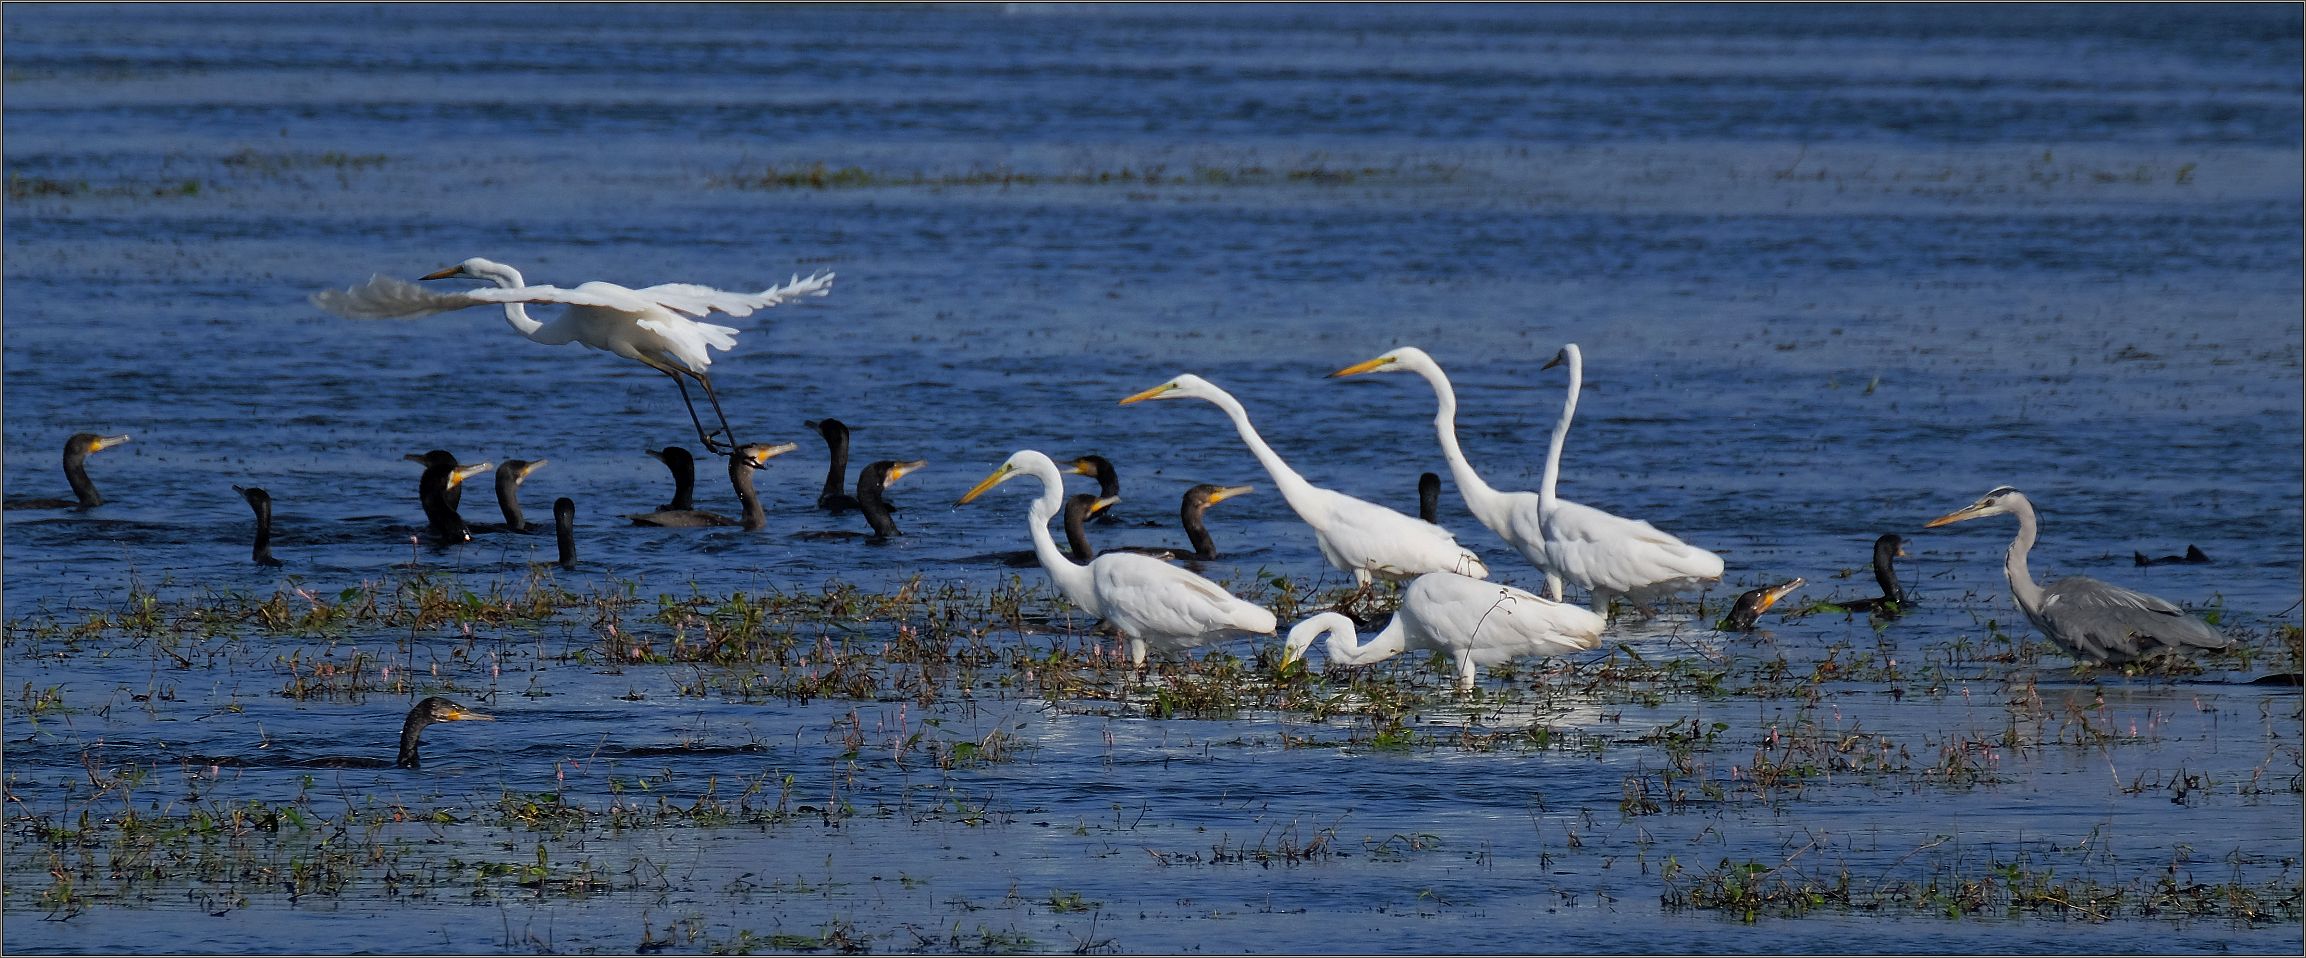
[448,462,494,487]
[419,265,465,281]
[885,459,927,485]
[437,704,493,722]
[1924,504,1985,528]
[1205,484,1255,505]
[1328,356,1393,378]
[956,464,1018,505]
[1118,382,1176,405]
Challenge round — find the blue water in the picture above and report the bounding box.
[4,3,2301,953]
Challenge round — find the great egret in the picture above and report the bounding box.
[1417,472,1441,524]
[1068,485,1254,562]
[311,257,833,453]
[1332,345,1720,613]
[234,485,284,567]
[553,497,577,570]
[472,459,548,533]
[1717,578,1804,631]
[799,459,924,540]
[957,450,1277,667]
[806,419,863,512]
[1282,571,1603,692]
[1120,374,1487,587]
[627,442,798,530]
[1925,487,2231,664]
[407,450,492,544]
[646,446,698,513]
[2135,545,2210,567]
[1829,535,1911,616]
[6,433,130,510]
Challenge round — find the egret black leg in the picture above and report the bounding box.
[692,372,742,453]
[668,372,733,454]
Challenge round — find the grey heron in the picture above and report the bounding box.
[1926,487,2230,664]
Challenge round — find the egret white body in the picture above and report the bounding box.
[1926,487,2230,664]
[1282,571,1604,691]
[311,258,832,451]
[1120,374,1487,587]
[957,450,1277,666]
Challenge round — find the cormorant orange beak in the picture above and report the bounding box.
[884,460,927,485]
[1204,485,1255,505]
[448,462,494,487]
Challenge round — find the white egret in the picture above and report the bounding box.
[1119,374,1487,588]
[1331,345,1720,613]
[1282,571,1603,692]
[957,450,1277,667]
[310,257,833,454]
[5,432,130,510]
[1926,487,2230,664]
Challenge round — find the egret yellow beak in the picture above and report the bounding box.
[419,265,464,281]
[448,462,494,487]
[1118,382,1176,405]
[1205,484,1255,505]
[956,464,1018,505]
[1328,356,1393,378]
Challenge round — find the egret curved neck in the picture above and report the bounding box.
[1325,615,1408,666]
[1201,389,1320,514]
[1407,361,1508,523]
[1021,464,1094,603]
[1540,346,1583,507]
[466,261,546,340]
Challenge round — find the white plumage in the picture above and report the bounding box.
[957,450,1277,667]
[1120,373,1487,587]
[1282,571,1603,691]
[311,257,832,450]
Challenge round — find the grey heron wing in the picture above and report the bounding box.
[2040,576,2228,658]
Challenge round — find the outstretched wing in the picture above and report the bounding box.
[309,274,640,319]
[631,272,836,319]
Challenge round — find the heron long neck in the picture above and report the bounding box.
[1409,361,1509,529]
[1540,346,1583,509]
[1202,389,1321,518]
[468,261,547,341]
[1325,614,1409,666]
[63,446,102,507]
[496,472,527,531]
[395,710,428,769]
[1022,462,1095,609]
[2001,496,2048,620]
[731,458,767,532]
[1183,500,1217,559]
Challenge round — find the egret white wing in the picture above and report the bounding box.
[632,272,835,318]
[1092,553,1275,651]
[1401,572,1603,666]
[311,274,647,319]
[1308,488,1488,580]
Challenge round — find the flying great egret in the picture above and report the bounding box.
[1925,487,2230,664]
[1282,571,1604,692]
[1331,345,1720,613]
[957,450,1277,667]
[1120,374,1487,587]
[5,433,130,510]
[310,257,833,454]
